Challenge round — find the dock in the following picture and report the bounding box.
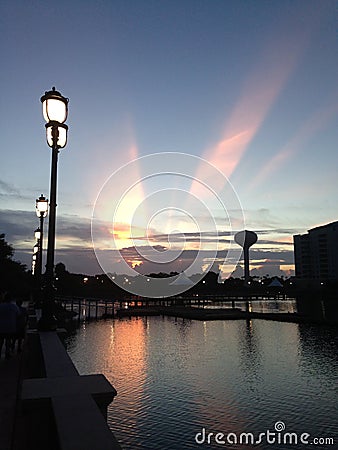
[56,295,337,325]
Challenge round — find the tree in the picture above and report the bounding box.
[0,234,32,295]
[0,233,14,260]
[55,262,67,278]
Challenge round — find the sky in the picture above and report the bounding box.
[1,0,337,280]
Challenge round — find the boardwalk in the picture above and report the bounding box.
[0,347,24,450]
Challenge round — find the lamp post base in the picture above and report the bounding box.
[37,314,58,331]
[37,286,58,331]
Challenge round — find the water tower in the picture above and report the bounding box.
[234,230,258,285]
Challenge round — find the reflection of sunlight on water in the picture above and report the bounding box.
[66,318,147,443]
[65,316,338,450]
[107,319,147,435]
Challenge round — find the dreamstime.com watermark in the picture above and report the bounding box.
[194,421,335,446]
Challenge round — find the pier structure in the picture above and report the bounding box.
[56,291,290,322]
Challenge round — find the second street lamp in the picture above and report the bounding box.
[38,87,69,331]
[35,194,48,284]
[34,227,41,241]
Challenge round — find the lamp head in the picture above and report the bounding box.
[45,122,68,148]
[41,87,68,124]
[36,194,48,218]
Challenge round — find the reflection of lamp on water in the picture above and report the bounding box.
[234,230,258,286]
[38,87,69,331]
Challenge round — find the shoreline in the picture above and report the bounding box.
[115,306,338,325]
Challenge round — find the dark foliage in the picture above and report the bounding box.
[0,233,33,296]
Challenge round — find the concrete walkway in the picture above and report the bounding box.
[0,348,23,450]
[0,332,122,450]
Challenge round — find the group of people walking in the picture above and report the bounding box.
[0,292,28,360]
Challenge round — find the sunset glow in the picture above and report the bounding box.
[1,1,336,278]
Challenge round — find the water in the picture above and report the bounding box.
[65,316,337,449]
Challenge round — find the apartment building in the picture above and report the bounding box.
[293,221,338,280]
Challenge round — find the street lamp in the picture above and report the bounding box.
[36,194,48,218]
[34,227,41,240]
[38,87,69,331]
[32,259,36,275]
[35,194,48,283]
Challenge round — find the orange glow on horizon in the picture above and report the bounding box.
[131,259,143,269]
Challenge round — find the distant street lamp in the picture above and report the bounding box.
[34,227,41,240]
[35,194,48,284]
[32,259,36,275]
[38,87,69,331]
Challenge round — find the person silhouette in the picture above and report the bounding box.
[14,298,28,352]
[0,292,20,359]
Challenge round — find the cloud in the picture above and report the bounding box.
[0,208,296,276]
[0,209,93,244]
[0,209,36,243]
[93,243,233,277]
[250,249,294,264]
[54,247,102,274]
[0,180,21,196]
[0,180,41,209]
[254,229,300,235]
[133,230,233,244]
[55,215,93,248]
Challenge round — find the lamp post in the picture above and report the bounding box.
[38,87,69,331]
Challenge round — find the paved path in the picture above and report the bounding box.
[0,348,23,450]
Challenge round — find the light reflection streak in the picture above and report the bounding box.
[194,25,313,197]
[107,318,147,430]
[193,321,247,436]
[93,131,147,252]
[248,100,338,191]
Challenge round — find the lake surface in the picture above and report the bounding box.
[65,316,337,449]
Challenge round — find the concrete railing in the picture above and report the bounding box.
[22,330,122,450]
